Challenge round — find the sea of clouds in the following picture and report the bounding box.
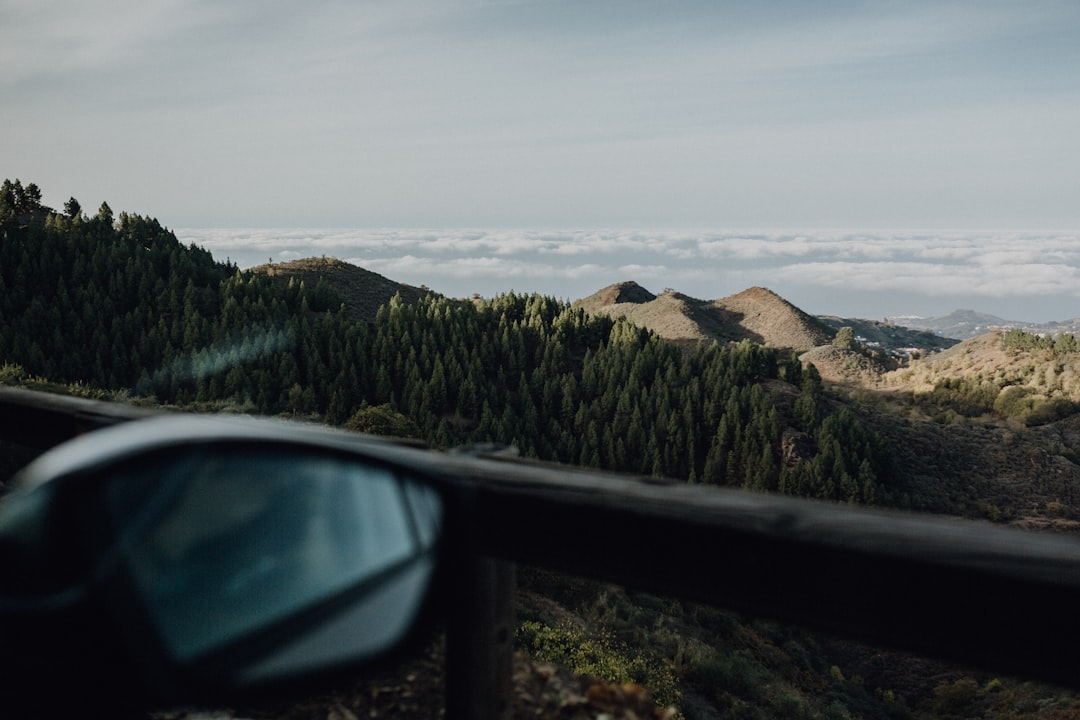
[175,229,1080,323]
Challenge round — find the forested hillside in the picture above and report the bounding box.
[0,179,890,504]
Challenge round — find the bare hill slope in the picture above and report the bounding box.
[714,286,834,351]
[575,283,833,352]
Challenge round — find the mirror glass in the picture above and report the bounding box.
[102,446,442,673]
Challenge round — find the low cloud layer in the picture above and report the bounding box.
[177,228,1080,322]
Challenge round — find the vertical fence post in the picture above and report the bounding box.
[445,556,515,720]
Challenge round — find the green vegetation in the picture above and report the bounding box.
[519,566,1080,720]
[1002,328,1080,354]
[516,619,680,708]
[923,377,1001,418]
[344,403,422,440]
[832,326,855,351]
[897,330,1080,427]
[520,570,910,720]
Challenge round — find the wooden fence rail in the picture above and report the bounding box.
[0,386,156,449]
[3,386,1080,713]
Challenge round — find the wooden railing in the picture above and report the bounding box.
[3,386,1080,716]
[0,386,156,449]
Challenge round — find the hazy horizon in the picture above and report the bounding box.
[177,227,1080,324]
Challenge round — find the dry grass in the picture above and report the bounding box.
[886,330,1080,402]
[712,286,834,352]
[575,283,834,352]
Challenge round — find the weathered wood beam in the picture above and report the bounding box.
[452,454,1080,689]
[0,386,157,450]
[3,387,1080,690]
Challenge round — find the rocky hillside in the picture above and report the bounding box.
[847,394,1080,528]
[249,257,435,322]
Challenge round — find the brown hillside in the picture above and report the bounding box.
[884,330,1080,398]
[250,257,436,322]
[576,286,717,348]
[713,287,834,352]
[579,280,656,307]
[575,282,834,352]
[837,329,1080,528]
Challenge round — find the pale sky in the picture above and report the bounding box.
[4,0,1079,229]
[5,1,1080,321]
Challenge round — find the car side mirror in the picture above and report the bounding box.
[0,415,449,713]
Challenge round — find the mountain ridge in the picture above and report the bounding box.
[244,258,1080,403]
[889,309,1080,340]
[248,259,962,361]
[574,280,948,357]
[575,282,834,352]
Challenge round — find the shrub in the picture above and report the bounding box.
[993,385,1037,419]
[833,327,855,351]
[0,363,27,384]
[345,403,422,439]
[930,677,979,716]
[516,620,680,709]
[923,378,999,417]
[695,653,755,700]
[1025,397,1077,426]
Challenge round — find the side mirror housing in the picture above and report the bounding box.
[0,415,450,712]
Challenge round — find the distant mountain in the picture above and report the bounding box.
[575,282,727,348]
[888,310,1013,340]
[248,259,1017,368]
[817,316,958,354]
[249,257,436,322]
[889,310,1080,341]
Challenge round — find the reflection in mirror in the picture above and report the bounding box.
[103,446,442,670]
